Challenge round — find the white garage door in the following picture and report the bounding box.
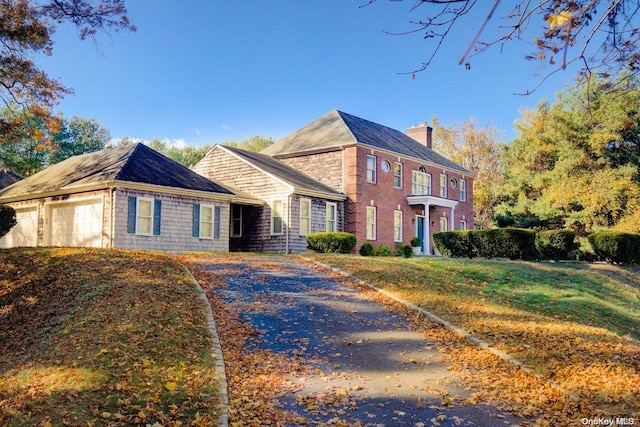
[0,206,38,248]
[47,198,103,247]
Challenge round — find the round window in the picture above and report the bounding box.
[381,160,391,173]
[450,178,458,188]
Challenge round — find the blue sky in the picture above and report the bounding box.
[39,1,581,148]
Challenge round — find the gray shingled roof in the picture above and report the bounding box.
[0,169,23,190]
[0,143,233,200]
[261,109,470,174]
[220,145,346,200]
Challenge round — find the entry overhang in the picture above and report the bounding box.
[407,195,459,209]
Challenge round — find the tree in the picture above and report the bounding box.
[144,139,212,167]
[430,116,504,228]
[368,1,640,92]
[0,204,16,238]
[222,135,274,152]
[0,0,134,144]
[495,73,640,233]
[0,109,111,176]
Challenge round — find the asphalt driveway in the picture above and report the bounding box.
[189,254,525,426]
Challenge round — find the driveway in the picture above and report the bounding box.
[187,254,525,426]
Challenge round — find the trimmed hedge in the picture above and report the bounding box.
[535,229,576,260]
[433,228,537,260]
[588,231,640,264]
[306,232,357,254]
[0,205,16,239]
[359,243,374,256]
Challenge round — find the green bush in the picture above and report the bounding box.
[535,229,576,260]
[359,242,374,256]
[374,244,393,256]
[433,231,475,258]
[401,244,413,258]
[306,232,356,254]
[0,205,16,239]
[434,228,536,260]
[588,231,640,264]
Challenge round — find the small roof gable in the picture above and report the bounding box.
[0,169,23,190]
[261,109,470,174]
[219,145,346,200]
[0,144,233,200]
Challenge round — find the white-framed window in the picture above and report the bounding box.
[199,205,214,238]
[459,219,467,230]
[271,200,284,235]
[366,206,376,240]
[411,168,431,195]
[326,202,337,232]
[440,174,448,198]
[231,204,242,237]
[300,198,311,236]
[460,179,467,202]
[440,216,448,232]
[393,162,402,188]
[366,155,376,183]
[393,210,402,242]
[136,197,154,235]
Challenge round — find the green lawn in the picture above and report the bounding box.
[0,248,221,427]
[306,253,640,418]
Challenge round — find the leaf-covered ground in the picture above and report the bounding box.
[307,254,640,424]
[0,248,222,426]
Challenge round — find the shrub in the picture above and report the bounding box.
[0,205,16,239]
[359,242,374,256]
[434,228,536,260]
[374,244,393,256]
[433,231,475,258]
[306,232,357,254]
[535,229,576,260]
[401,244,413,258]
[410,236,421,247]
[588,231,640,264]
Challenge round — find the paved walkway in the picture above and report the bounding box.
[195,255,524,426]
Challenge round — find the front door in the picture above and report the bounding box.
[415,215,425,253]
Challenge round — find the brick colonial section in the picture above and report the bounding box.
[281,145,473,254]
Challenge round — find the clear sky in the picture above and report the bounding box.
[38,1,582,148]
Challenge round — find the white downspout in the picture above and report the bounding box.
[286,194,292,254]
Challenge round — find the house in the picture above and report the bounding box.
[191,144,347,253]
[0,169,23,189]
[0,143,261,251]
[260,110,474,255]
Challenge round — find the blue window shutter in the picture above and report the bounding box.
[127,196,137,233]
[192,204,200,237]
[214,206,221,239]
[153,199,162,235]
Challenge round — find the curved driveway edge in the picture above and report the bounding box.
[180,265,229,427]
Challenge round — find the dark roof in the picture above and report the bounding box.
[220,145,345,199]
[0,144,233,199]
[261,109,470,174]
[0,169,23,190]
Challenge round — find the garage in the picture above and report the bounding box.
[0,206,38,248]
[46,198,104,247]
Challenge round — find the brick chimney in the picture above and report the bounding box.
[406,122,433,149]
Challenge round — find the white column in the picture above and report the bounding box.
[424,203,430,255]
[450,207,455,231]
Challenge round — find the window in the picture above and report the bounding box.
[381,160,391,173]
[440,174,448,198]
[440,216,448,232]
[366,206,376,240]
[326,202,337,232]
[366,155,376,183]
[300,198,311,236]
[394,210,402,242]
[411,168,431,195]
[271,200,284,235]
[393,162,402,188]
[127,196,161,236]
[460,179,467,202]
[459,219,467,230]
[192,204,221,239]
[231,204,242,237]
